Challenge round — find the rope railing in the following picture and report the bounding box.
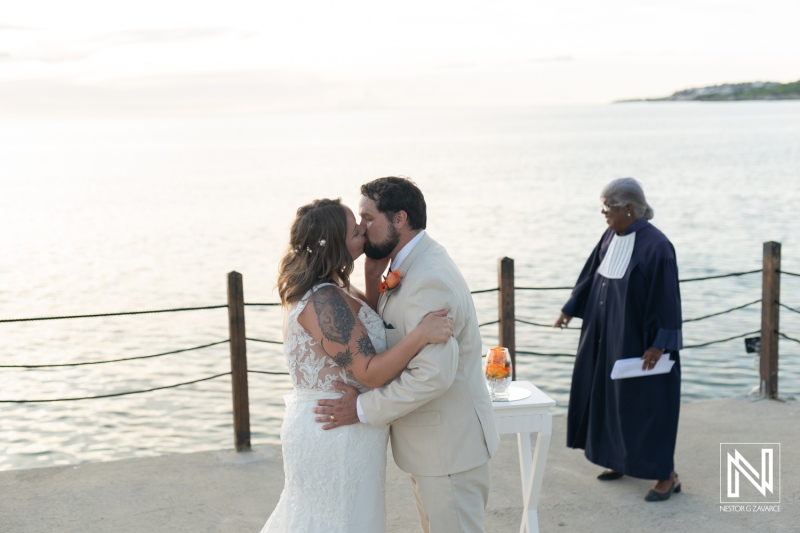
[0,340,230,369]
[682,299,761,323]
[512,268,766,292]
[0,305,229,324]
[0,302,283,324]
[480,268,766,295]
[779,302,800,316]
[470,288,499,294]
[0,341,293,403]
[517,285,572,291]
[245,319,501,347]
[683,330,762,350]
[516,317,579,330]
[248,369,291,375]
[246,337,283,345]
[678,269,762,283]
[516,350,575,357]
[779,332,800,345]
[0,372,233,403]
[515,328,766,358]
[0,368,292,403]
[511,268,777,359]
[0,269,772,324]
[0,262,795,431]
[0,323,784,402]
[514,298,762,333]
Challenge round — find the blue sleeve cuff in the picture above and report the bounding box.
[654,328,683,351]
[562,297,582,319]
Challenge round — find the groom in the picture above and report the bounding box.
[315,176,499,533]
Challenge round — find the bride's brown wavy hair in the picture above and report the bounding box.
[277,198,354,305]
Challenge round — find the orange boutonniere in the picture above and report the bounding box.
[485,347,511,380]
[379,269,402,294]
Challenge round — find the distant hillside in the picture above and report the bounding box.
[617,79,800,102]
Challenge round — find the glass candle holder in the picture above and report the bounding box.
[485,346,513,401]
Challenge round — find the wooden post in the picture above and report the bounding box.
[760,242,781,399]
[227,271,251,451]
[498,257,516,380]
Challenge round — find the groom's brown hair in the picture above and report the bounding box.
[361,176,427,230]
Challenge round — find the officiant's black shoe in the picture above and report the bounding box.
[597,470,624,481]
[645,474,681,502]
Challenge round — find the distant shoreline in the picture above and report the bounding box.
[616,79,800,103]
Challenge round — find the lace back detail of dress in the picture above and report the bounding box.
[284,283,387,394]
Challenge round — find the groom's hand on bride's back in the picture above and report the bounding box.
[314,381,360,430]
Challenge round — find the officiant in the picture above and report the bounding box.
[553,177,683,502]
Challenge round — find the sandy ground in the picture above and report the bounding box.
[2,396,798,533]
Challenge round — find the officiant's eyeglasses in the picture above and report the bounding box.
[601,203,624,214]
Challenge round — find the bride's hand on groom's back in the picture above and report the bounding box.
[419,309,453,344]
[314,381,360,430]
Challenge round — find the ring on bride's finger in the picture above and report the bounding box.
[330,415,335,421]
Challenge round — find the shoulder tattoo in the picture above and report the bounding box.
[357,332,377,358]
[310,286,355,345]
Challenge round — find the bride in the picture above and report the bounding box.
[262,198,453,533]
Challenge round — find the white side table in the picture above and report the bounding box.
[491,380,556,533]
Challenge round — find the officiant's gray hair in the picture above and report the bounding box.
[601,177,654,220]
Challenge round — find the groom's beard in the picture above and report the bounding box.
[364,225,400,260]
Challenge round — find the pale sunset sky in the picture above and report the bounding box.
[1,0,798,117]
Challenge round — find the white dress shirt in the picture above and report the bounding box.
[390,230,425,271]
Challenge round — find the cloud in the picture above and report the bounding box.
[3,48,798,118]
[0,62,622,118]
[441,63,477,69]
[528,56,573,63]
[85,28,234,47]
[0,69,359,117]
[440,56,573,70]
[5,27,235,65]
[13,49,93,64]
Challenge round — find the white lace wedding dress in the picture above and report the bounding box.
[261,283,389,533]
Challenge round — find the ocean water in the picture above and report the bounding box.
[1,103,799,471]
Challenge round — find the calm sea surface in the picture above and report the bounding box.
[1,103,799,471]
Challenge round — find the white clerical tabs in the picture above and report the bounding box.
[610,356,675,380]
[596,232,635,279]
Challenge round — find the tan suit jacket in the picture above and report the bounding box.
[360,233,500,477]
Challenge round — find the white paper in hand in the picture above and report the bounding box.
[610,356,675,380]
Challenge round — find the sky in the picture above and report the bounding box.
[1,0,799,117]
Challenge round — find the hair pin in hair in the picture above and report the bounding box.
[289,241,318,254]
[319,239,326,247]
[289,243,311,254]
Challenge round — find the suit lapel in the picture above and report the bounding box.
[378,233,435,320]
[378,290,389,316]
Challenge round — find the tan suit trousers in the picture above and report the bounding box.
[409,461,490,533]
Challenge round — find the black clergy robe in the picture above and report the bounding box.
[563,217,682,480]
